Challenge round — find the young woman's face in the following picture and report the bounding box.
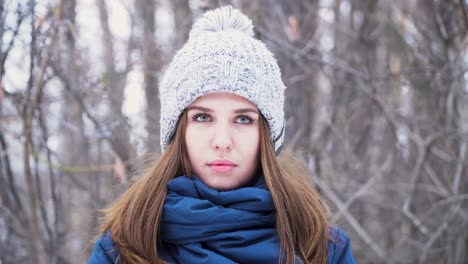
[185,93,260,191]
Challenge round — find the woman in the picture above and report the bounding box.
[89,6,356,264]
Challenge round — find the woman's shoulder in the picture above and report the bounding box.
[88,230,176,264]
[89,227,355,264]
[327,226,356,264]
[88,230,117,264]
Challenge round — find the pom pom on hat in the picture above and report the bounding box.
[189,5,254,39]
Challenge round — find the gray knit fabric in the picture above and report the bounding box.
[159,6,286,154]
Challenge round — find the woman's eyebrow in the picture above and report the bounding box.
[187,106,212,112]
[187,106,258,114]
[234,108,259,114]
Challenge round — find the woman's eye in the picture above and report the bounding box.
[236,116,252,124]
[194,114,211,122]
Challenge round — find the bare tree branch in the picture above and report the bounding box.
[310,173,387,259]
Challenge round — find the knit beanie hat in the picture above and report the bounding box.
[159,5,286,154]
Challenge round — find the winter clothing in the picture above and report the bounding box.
[159,6,286,154]
[88,176,356,264]
[160,176,281,263]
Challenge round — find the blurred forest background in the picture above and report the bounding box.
[1,0,467,263]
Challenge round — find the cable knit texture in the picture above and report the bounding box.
[159,6,286,154]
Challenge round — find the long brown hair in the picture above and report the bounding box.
[97,111,330,263]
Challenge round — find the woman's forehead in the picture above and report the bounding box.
[189,92,258,110]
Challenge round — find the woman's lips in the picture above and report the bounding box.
[208,160,237,173]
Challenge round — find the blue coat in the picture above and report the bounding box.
[88,226,356,264]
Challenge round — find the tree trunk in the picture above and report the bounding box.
[136,0,161,153]
[97,0,135,169]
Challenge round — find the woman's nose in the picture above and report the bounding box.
[210,122,233,151]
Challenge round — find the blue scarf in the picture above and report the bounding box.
[160,176,282,264]
[88,176,356,264]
